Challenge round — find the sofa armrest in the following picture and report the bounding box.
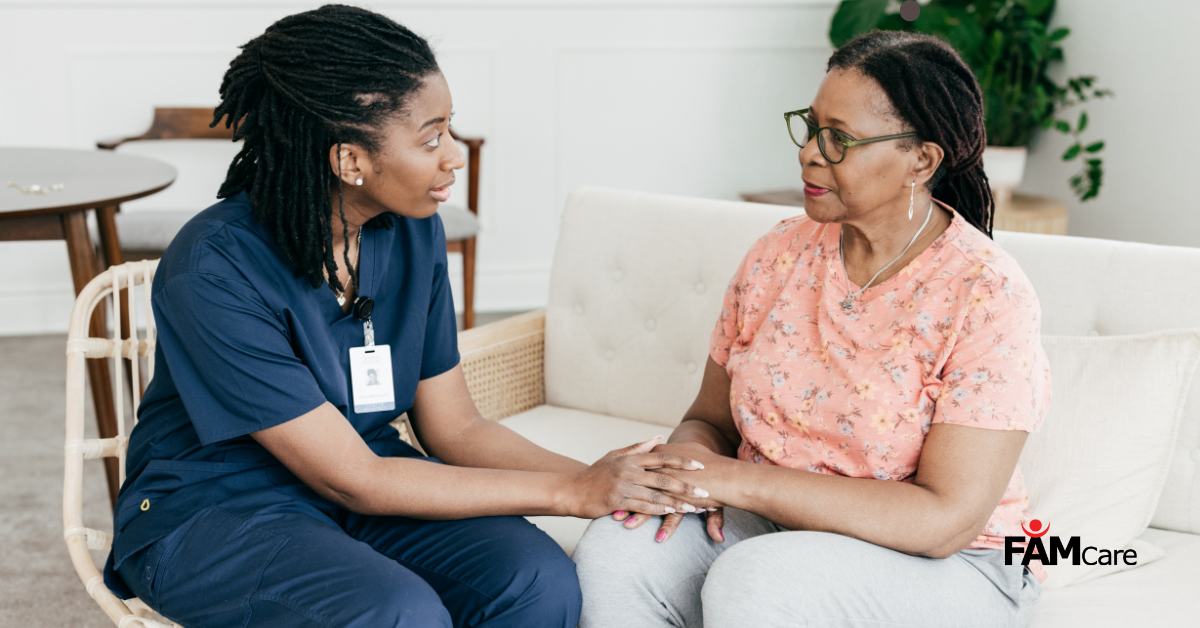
[458,309,547,421]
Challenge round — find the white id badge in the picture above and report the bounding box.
[349,345,395,414]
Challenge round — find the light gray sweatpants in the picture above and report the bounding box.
[572,507,1041,628]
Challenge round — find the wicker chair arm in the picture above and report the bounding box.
[390,309,547,449]
[459,309,547,421]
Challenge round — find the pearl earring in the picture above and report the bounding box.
[355,177,363,186]
[908,181,915,221]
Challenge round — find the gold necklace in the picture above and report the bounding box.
[328,229,363,307]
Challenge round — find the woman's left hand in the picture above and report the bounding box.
[612,442,735,542]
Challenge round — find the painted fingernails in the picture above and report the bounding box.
[614,510,627,518]
[664,507,676,513]
[681,504,696,513]
[689,461,705,469]
[716,529,725,542]
[694,488,710,498]
[656,530,667,542]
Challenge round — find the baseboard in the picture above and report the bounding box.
[0,285,78,336]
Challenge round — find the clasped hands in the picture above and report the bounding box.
[570,437,730,544]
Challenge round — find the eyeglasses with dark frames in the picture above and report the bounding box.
[784,108,917,164]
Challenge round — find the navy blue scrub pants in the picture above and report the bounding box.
[116,486,581,627]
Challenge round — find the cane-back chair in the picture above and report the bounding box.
[63,259,182,628]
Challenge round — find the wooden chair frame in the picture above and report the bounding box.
[95,108,234,264]
[443,128,484,329]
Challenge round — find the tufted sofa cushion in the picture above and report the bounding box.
[545,187,1200,535]
[544,187,795,427]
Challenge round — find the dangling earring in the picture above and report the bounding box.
[355,177,363,186]
[908,181,915,220]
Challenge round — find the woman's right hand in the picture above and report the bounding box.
[563,436,709,519]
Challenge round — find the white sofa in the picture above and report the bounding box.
[454,187,1200,626]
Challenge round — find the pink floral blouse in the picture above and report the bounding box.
[710,202,1051,583]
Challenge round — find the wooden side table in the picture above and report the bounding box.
[740,188,1069,236]
[993,194,1068,235]
[2,147,176,506]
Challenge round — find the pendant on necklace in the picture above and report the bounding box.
[337,294,347,307]
[841,297,854,313]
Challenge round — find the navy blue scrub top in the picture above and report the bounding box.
[103,190,460,597]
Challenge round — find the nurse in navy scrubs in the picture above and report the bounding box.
[102,5,707,627]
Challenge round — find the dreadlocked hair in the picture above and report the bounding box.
[828,30,995,238]
[212,4,440,291]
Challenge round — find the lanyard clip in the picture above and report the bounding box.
[352,297,376,347]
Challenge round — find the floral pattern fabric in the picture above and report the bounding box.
[710,202,1052,583]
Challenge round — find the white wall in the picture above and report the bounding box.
[1,0,1195,336]
[0,0,831,335]
[1018,0,1200,248]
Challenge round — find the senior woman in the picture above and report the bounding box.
[100,6,709,627]
[573,30,1051,627]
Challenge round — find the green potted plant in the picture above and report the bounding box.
[829,0,1112,205]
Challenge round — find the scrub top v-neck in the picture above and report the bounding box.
[103,190,460,596]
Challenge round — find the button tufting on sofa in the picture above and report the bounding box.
[612,270,623,281]
[695,282,706,293]
[645,319,656,331]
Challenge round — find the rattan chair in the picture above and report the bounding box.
[63,259,181,627]
[62,257,539,626]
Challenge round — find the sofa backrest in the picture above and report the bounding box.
[993,230,1200,535]
[545,187,1200,535]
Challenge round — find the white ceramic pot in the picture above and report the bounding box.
[982,145,1028,209]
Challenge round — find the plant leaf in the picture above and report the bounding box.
[1063,144,1082,160]
[1049,27,1070,41]
[1078,111,1088,133]
[1085,141,1105,153]
[829,0,889,48]
[1026,0,1057,18]
[1054,120,1071,133]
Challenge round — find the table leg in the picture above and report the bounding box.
[96,205,138,388]
[95,205,124,269]
[63,211,121,508]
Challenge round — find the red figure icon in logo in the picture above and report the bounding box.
[1022,519,1049,538]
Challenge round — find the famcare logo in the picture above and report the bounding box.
[1005,519,1140,568]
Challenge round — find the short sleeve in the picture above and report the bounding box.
[932,267,1052,432]
[419,217,461,380]
[710,243,753,368]
[154,273,328,445]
